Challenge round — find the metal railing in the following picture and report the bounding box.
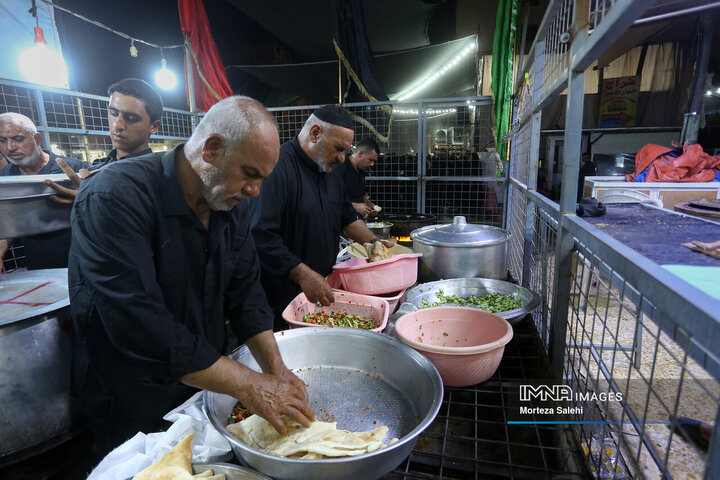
[506,1,720,479]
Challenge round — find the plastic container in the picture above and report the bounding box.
[332,253,422,295]
[281,289,389,332]
[328,272,405,314]
[394,306,513,386]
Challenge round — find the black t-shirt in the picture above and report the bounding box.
[332,152,366,203]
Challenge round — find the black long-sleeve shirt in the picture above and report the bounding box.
[69,146,273,438]
[251,138,360,321]
[87,147,153,171]
[332,153,366,203]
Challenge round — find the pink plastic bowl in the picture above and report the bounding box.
[281,289,389,333]
[331,253,422,295]
[394,306,513,387]
[327,272,405,314]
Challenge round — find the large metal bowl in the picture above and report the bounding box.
[399,278,541,325]
[204,328,443,480]
[0,174,74,237]
[364,221,393,239]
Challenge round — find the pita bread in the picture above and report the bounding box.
[364,242,390,262]
[149,466,194,480]
[132,434,194,480]
[227,414,391,459]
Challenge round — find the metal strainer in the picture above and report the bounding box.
[204,327,443,480]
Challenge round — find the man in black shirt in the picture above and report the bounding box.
[46,78,164,199]
[252,106,393,330]
[69,96,314,456]
[0,112,88,271]
[333,137,380,216]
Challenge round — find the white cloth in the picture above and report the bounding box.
[87,392,232,480]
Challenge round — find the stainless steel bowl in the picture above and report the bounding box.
[193,462,273,479]
[398,277,541,325]
[365,221,393,239]
[204,328,443,480]
[0,174,74,237]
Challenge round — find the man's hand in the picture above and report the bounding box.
[352,201,373,216]
[44,158,96,204]
[289,263,335,306]
[380,240,395,250]
[236,369,315,434]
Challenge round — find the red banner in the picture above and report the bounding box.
[178,0,233,112]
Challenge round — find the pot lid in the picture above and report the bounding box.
[411,216,510,247]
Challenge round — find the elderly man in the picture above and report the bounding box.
[69,96,314,456]
[46,78,163,199]
[251,105,393,330]
[0,112,88,271]
[333,137,380,216]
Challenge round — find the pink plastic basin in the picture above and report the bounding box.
[327,272,405,314]
[281,289,389,333]
[331,253,422,295]
[394,306,513,387]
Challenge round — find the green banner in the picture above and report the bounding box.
[491,0,520,168]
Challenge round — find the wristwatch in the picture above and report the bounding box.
[369,237,381,244]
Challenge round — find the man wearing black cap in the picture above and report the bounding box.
[251,105,392,330]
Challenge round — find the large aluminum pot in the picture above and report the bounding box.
[204,327,443,480]
[411,216,511,282]
[0,174,74,237]
[0,269,78,466]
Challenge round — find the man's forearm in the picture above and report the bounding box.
[246,330,286,375]
[180,355,258,399]
[343,219,376,244]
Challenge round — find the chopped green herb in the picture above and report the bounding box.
[419,289,523,313]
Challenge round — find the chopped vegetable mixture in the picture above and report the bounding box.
[419,289,523,313]
[302,311,377,329]
[228,401,253,424]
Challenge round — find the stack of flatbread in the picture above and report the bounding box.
[227,415,396,459]
[364,242,391,262]
[132,434,226,480]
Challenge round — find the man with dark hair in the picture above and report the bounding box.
[252,106,393,330]
[333,137,380,216]
[45,78,163,199]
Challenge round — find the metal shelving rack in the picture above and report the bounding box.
[505,1,720,479]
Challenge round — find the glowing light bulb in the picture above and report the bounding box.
[19,27,69,88]
[154,57,177,90]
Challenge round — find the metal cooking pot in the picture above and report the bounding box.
[204,327,443,480]
[0,174,74,237]
[364,221,393,239]
[0,269,79,466]
[377,213,436,237]
[411,216,511,282]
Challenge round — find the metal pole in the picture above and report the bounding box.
[32,88,51,154]
[418,102,426,214]
[681,16,712,145]
[338,59,343,104]
[183,42,197,130]
[549,0,589,380]
[75,97,92,163]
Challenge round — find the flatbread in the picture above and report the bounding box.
[132,434,194,480]
[227,414,391,459]
[364,242,390,262]
[150,466,194,480]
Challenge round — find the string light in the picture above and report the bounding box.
[395,39,477,101]
[393,108,457,115]
[129,40,138,57]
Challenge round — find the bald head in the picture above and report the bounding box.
[182,96,280,211]
[0,112,45,170]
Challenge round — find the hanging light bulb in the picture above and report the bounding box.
[154,49,177,90]
[19,2,69,88]
[129,40,138,58]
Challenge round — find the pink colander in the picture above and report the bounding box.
[331,253,422,295]
[394,306,513,386]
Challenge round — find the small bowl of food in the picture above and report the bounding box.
[364,221,392,239]
[393,306,513,387]
[281,289,389,332]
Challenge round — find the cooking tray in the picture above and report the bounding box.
[0,174,74,237]
[204,328,443,480]
[399,277,541,325]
